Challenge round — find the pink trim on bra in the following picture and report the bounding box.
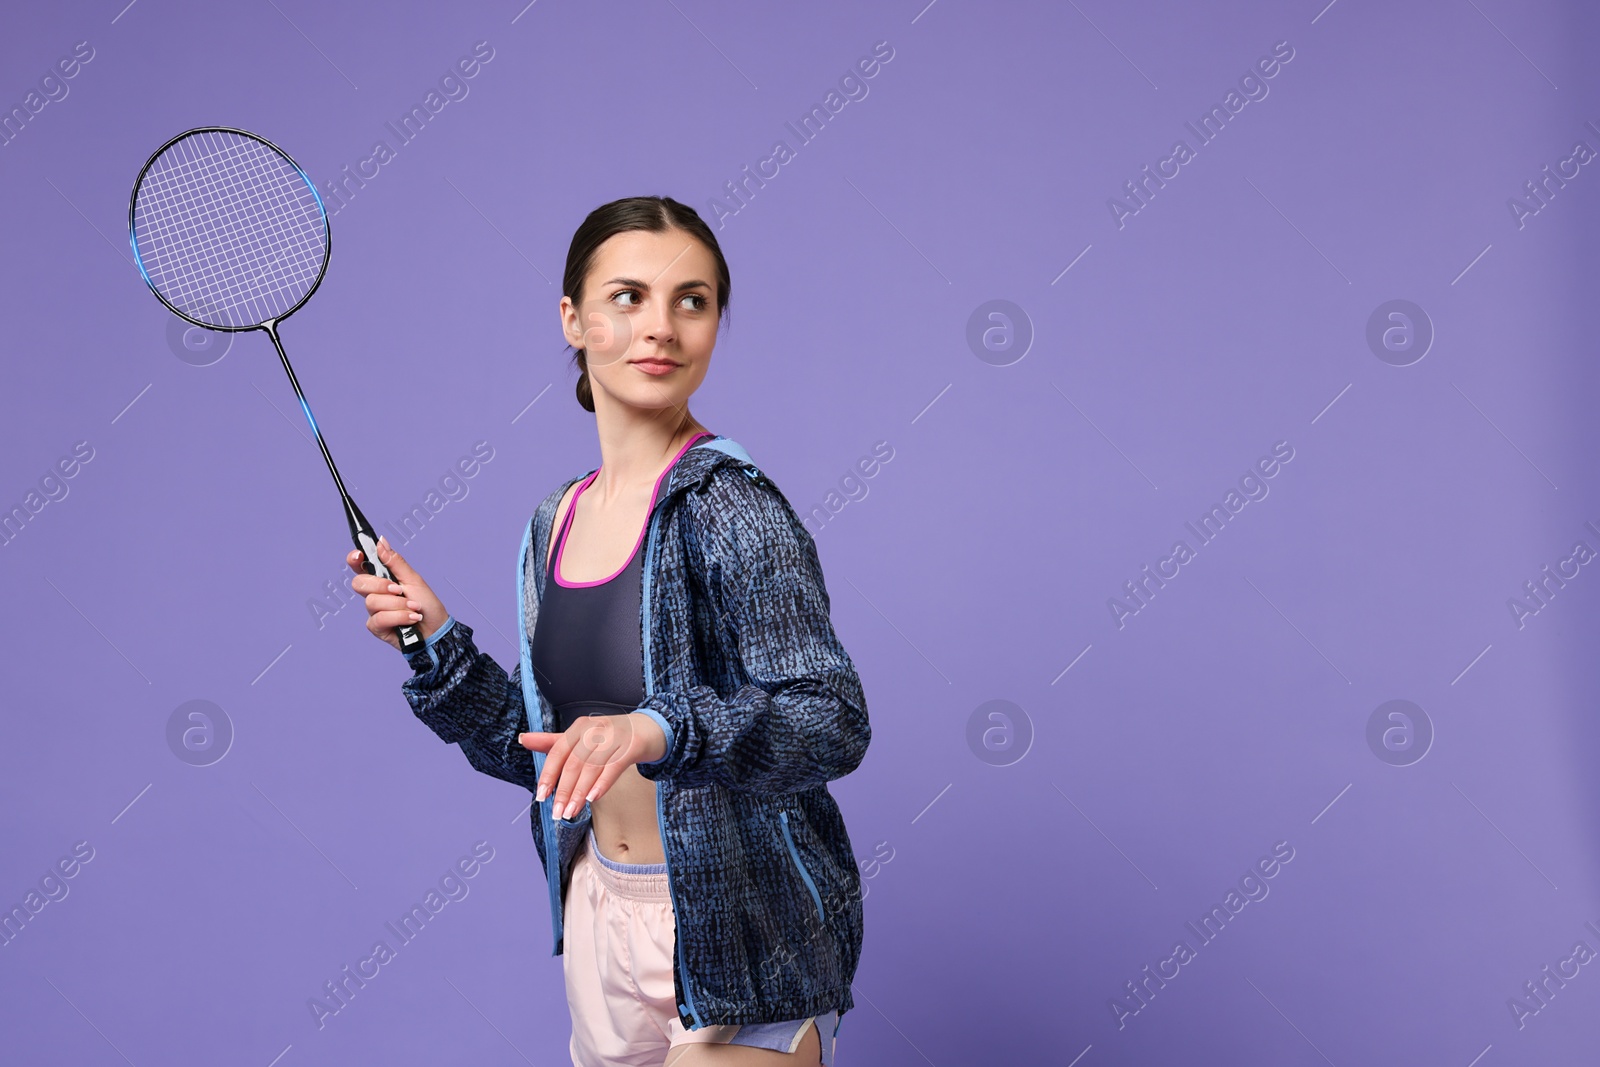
[552,430,713,588]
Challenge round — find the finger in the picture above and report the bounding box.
[580,761,624,807]
[364,592,422,615]
[376,535,423,585]
[519,731,560,753]
[551,745,589,818]
[534,736,568,804]
[556,748,595,825]
[367,608,423,632]
[351,573,406,597]
[562,760,606,819]
[558,725,624,818]
[346,548,391,579]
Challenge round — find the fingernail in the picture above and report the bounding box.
[585,787,597,803]
[535,783,546,801]
[409,612,422,621]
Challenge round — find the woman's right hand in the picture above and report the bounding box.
[347,535,449,652]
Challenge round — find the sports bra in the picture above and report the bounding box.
[530,431,714,733]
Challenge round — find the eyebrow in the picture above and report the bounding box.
[603,276,712,293]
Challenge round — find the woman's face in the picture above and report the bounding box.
[561,228,719,414]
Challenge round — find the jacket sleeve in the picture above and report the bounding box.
[632,466,870,794]
[400,615,541,793]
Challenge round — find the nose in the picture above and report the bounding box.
[640,295,675,347]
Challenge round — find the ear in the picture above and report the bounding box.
[558,296,583,350]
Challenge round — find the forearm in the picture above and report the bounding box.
[634,672,870,794]
[401,616,539,791]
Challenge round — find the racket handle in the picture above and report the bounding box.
[353,528,426,656]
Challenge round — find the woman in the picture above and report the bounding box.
[347,196,870,1066]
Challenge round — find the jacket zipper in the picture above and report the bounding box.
[643,496,707,1031]
[779,810,825,923]
[516,514,565,956]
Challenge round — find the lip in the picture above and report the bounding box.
[630,357,681,375]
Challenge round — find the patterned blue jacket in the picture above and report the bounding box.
[398,435,870,1030]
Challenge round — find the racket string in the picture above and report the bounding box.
[133,129,327,329]
[141,132,322,314]
[140,135,321,321]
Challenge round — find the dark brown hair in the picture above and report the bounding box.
[562,196,732,412]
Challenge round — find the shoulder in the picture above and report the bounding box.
[687,460,814,563]
[685,459,833,616]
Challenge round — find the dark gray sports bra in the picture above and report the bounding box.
[530,431,713,732]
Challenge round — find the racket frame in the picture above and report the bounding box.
[128,126,425,656]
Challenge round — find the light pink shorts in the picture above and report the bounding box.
[562,827,839,1067]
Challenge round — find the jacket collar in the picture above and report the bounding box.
[658,434,758,505]
[537,434,759,562]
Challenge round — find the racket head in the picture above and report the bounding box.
[129,127,330,332]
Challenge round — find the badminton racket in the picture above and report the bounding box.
[128,126,425,656]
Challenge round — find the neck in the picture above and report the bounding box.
[588,409,710,502]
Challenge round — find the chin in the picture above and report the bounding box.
[608,384,692,409]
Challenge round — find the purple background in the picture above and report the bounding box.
[3,0,1598,1063]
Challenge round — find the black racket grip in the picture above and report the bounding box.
[353,529,426,656]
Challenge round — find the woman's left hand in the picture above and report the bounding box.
[520,713,667,819]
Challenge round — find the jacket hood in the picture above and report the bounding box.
[640,434,763,519]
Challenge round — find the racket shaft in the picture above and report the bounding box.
[263,323,423,657]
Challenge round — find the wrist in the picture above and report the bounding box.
[403,614,457,672]
[631,710,670,766]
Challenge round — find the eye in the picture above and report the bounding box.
[611,289,640,307]
[681,293,708,311]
